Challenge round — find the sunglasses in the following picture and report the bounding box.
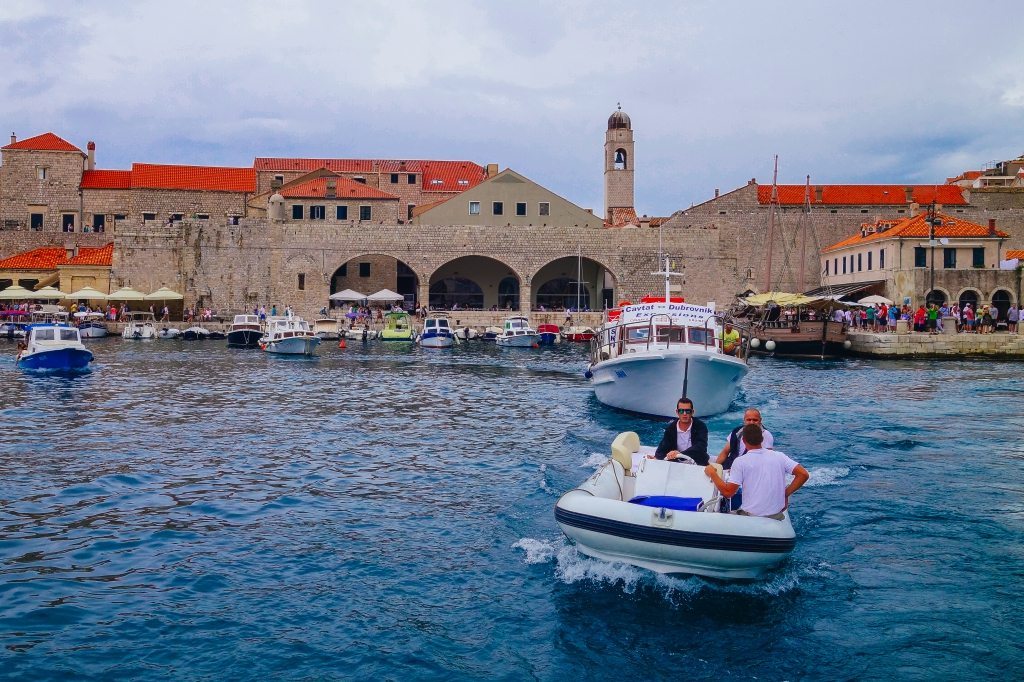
[677,408,694,414]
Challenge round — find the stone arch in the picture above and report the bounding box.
[991,288,1013,320]
[530,255,618,311]
[925,287,949,307]
[427,255,522,310]
[614,148,628,170]
[328,252,421,309]
[956,288,981,310]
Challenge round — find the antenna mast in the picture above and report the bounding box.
[764,155,779,292]
[799,174,810,292]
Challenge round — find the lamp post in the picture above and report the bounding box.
[927,201,937,305]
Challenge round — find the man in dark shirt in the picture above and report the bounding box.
[653,397,709,465]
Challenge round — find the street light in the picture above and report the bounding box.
[926,201,938,306]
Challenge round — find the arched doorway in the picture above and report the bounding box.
[958,289,979,311]
[926,289,947,307]
[992,289,1012,322]
[498,277,519,310]
[531,255,616,311]
[428,256,519,311]
[536,277,590,310]
[329,254,419,309]
[429,277,483,309]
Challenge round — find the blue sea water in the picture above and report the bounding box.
[0,339,1022,680]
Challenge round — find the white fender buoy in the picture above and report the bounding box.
[843,339,852,349]
[765,340,776,351]
[750,338,761,348]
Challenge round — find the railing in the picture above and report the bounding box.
[589,314,751,365]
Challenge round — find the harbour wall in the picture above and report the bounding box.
[848,329,1024,357]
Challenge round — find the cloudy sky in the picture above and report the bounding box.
[2,1,1022,217]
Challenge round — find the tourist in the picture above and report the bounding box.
[926,304,938,333]
[271,305,278,317]
[980,305,993,334]
[990,304,1000,332]
[913,305,927,332]
[963,303,975,332]
[949,302,961,332]
[866,305,876,332]
[704,424,810,519]
[651,397,710,465]
[1008,305,1018,333]
[721,322,740,355]
[887,303,898,333]
[715,408,775,470]
[161,305,169,322]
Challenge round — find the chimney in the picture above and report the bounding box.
[86,141,95,170]
[904,186,914,202]
[64,242,78,260]
[271,174,283,189]
[909,202,920,216]
[814,186,823,202]
[714,188,720,198]
[988,218,997,236]
[486,163,499,178]
[325,178,337,198]
[9,132,15,145]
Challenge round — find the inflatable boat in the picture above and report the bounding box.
[554,432,795,579]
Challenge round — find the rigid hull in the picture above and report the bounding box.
[751,320,849,359]
[18,346,93,370]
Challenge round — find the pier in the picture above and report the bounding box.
[848,327,1024,357]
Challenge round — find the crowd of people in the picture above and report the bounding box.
[834,301,1019,334]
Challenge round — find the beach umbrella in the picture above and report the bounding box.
[144,286,184,301]
[65,286,108,301]
[857,294,893,306]
[0,285,35,300]
[107,286,147,301]
[31,285,66,300]
[329,288,366,301]
[366,288,404,302]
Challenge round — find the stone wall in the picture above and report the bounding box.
[0,148,87,232]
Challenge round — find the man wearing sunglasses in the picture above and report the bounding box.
[653,397,709,465]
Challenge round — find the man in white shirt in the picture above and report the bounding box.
[715,408,774,469]
[704,424,809,519]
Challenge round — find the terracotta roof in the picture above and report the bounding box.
[757,184,967,206]
[255,158,486,192]
[0,243,114,270]
[946,170,983,184]
[1006,250,1024,260]
[606,207,639,227]
[80,169,132,189]
[2,132,82,153]
[255,158,374,173]
[419,161,487,193]
[824,213,1008,252]
[278,175,398,200]
[131,163,255,192]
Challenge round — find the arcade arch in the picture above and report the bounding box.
[329,254,419,308]
[530,256,616,311]
[992,289,1012,320]
[957,288,980,311]
[428,256,519,310]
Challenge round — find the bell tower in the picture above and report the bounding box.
[604,103,634,220]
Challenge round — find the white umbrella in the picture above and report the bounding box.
[144,286,184,301]
[31,285,66,300]
[0,285,35,300]
[366,288,405,302]
[107,286,147,301]
[65,286,108,301]
[329,288,366,302]
[857,294,893,305]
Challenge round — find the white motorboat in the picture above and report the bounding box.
[16,323,93,371]
[158,327,182,339]
[586,259,748,419]
[260,316,320,356]
[75,312,108,338]
[122,312,157,339]
[454,325,479,341]
[555,432,796,579]
[313,317,341,340]
[481,326,501,342]
[344,326,379,341]
[181,326,211,340]
[495,316,538,347]
[419,314,457,348]
[227,314,262,347]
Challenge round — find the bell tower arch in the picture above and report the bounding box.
[604,103,635,221]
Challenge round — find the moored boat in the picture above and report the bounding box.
[495,316,538,347]
[537,323,560,345]
[419,314,456,348]
[739,292,851,359]
[75,312,108,338]
[481,326,500,342]
[379,311,416,341]
[0,310,29,339]
[16,323,93,371]
[555,432,795,579]
[561,326,595,343]
[181,326,211,340]
[260,316,320,355]
[227,314,262,347]
[313,317,341,340]
[122,312,157,339]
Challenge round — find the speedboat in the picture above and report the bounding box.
[227,314,262,347]
[586,258,748,419]
[158,327,182,339]
[313,317,341,340]
[75,312,108,338]
[181,326,211,340]
[0,310,29,339]
[379,311,415,341]
[344,326,379,341]
[537,323,560,345]
[554,432,795,579]
[455,325,478,341]
[260,316,320,356]
[495,316,538,347]
[419,314,456,348]
[481,326,501,342]
[122,312,157,339]
[562,326,595,343]
[16,323,93,371]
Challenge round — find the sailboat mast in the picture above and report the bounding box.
[764,155,779,292]
[799,174,810,292]
[577,245,582,311]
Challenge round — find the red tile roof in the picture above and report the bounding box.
[419,161,487,193]
[254,158,486,192]
[1006,250,1024,260]
[2,132,83,153]
[255,158,374,173]
[824,213,1008,252]
[131,163,255,192]
[606,207,639,227]
[758,184,967,206]
[278,175,398,200]
[0,243,114,270]
[946,170,983,184]
[80,169,132,189]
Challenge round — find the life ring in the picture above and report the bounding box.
[259,342,267,351]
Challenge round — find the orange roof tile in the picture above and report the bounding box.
[2,132,83,153]
[606,207,639,227]
[278,175,398,200]
[824,213,1008,252]
[254,158,486,192]
[131,163,255,193]
[80,169,132,189]
[946,170,983,184]
[0,243,114,270]
[67,243,113,266]
[1006,250,1024,260]
[420,161,487,193]
[758,184,967,206]
[255,158,374,173]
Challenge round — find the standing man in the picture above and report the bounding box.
[653,397,709,465]
[715,408,775,470]
[705,425,809,519]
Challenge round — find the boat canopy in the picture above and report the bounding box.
[741,291,825,307]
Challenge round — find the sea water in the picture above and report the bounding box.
[0,340,1021,680]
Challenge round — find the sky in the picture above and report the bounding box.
[1,0,1023,217]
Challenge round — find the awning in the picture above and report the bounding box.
[33,272,61,288]
[741,291,825,307]
[802,280,885,299]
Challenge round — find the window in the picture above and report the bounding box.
[860,209,868,214]
[914,247,927,268]
[30,213,43,231]
[390,173,399,184]
[62,214,75,232]
[468,201,480,215]
[539,202,550,216]
[430,179,444,186]
[298,273,305,290]
[143,212,156,221]
[353,176,366,184]
[359,205,371,221]
[833,258,837,275]
[408,174,416,184]
[292,205,303,219]
[170,213,184,222]
[718,210,727,215]
[879,249,885,269]
[359,262,371,277]
[516,202,527,216]
[857,253,862,272]
[37,167,47,180]
[492,201,503,215]
[114,214,126,220]
[830,209,838,214]
[867,251,872,270]
[310,205,326,220]
[196,213,210,220]
[407,204,415,220]
[336,205,348,220]
[457,179,469,186]
[972,247,985,268]
[93,214,105,233]
[842,256,847,274]
[943,248,956,269]
[825,260,829,276]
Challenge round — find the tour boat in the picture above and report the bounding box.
[379,311,416,341]
[419,314,456,348]
[75,312,108,338]
[313,317,341,340]
[561,326,595,343]
[537,323,560,345]
[16,323,94,371]
[260,317,320,355]
[554,432,795,579]
[122,312,157,339]
[495,316,539,347]
[586,259,748,418]
[227,314,262,347]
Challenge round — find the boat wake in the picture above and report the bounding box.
[805,466,850,486]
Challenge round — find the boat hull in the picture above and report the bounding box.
[589,349,747,418]
[537,332,558,345]
[227,329,262,347]
[79,323,108,338]
[17,347,93,371]
[419,332,454,348]
[122,326,156,339]
[263,336,321,355]
[496,333,538,347]
[751,320,849,359]
[380,332,415,341]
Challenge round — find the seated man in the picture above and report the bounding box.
[721,322,740,355]
[704,424,809,519]
[652,397,709,465]
[716,408,775,469]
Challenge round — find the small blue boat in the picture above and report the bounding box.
[16,323,94,371]
[419,314,456,348]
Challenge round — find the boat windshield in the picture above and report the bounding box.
[60,328,79,341]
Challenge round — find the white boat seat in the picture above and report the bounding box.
[610,431,640,474]
[633,458,715,502]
